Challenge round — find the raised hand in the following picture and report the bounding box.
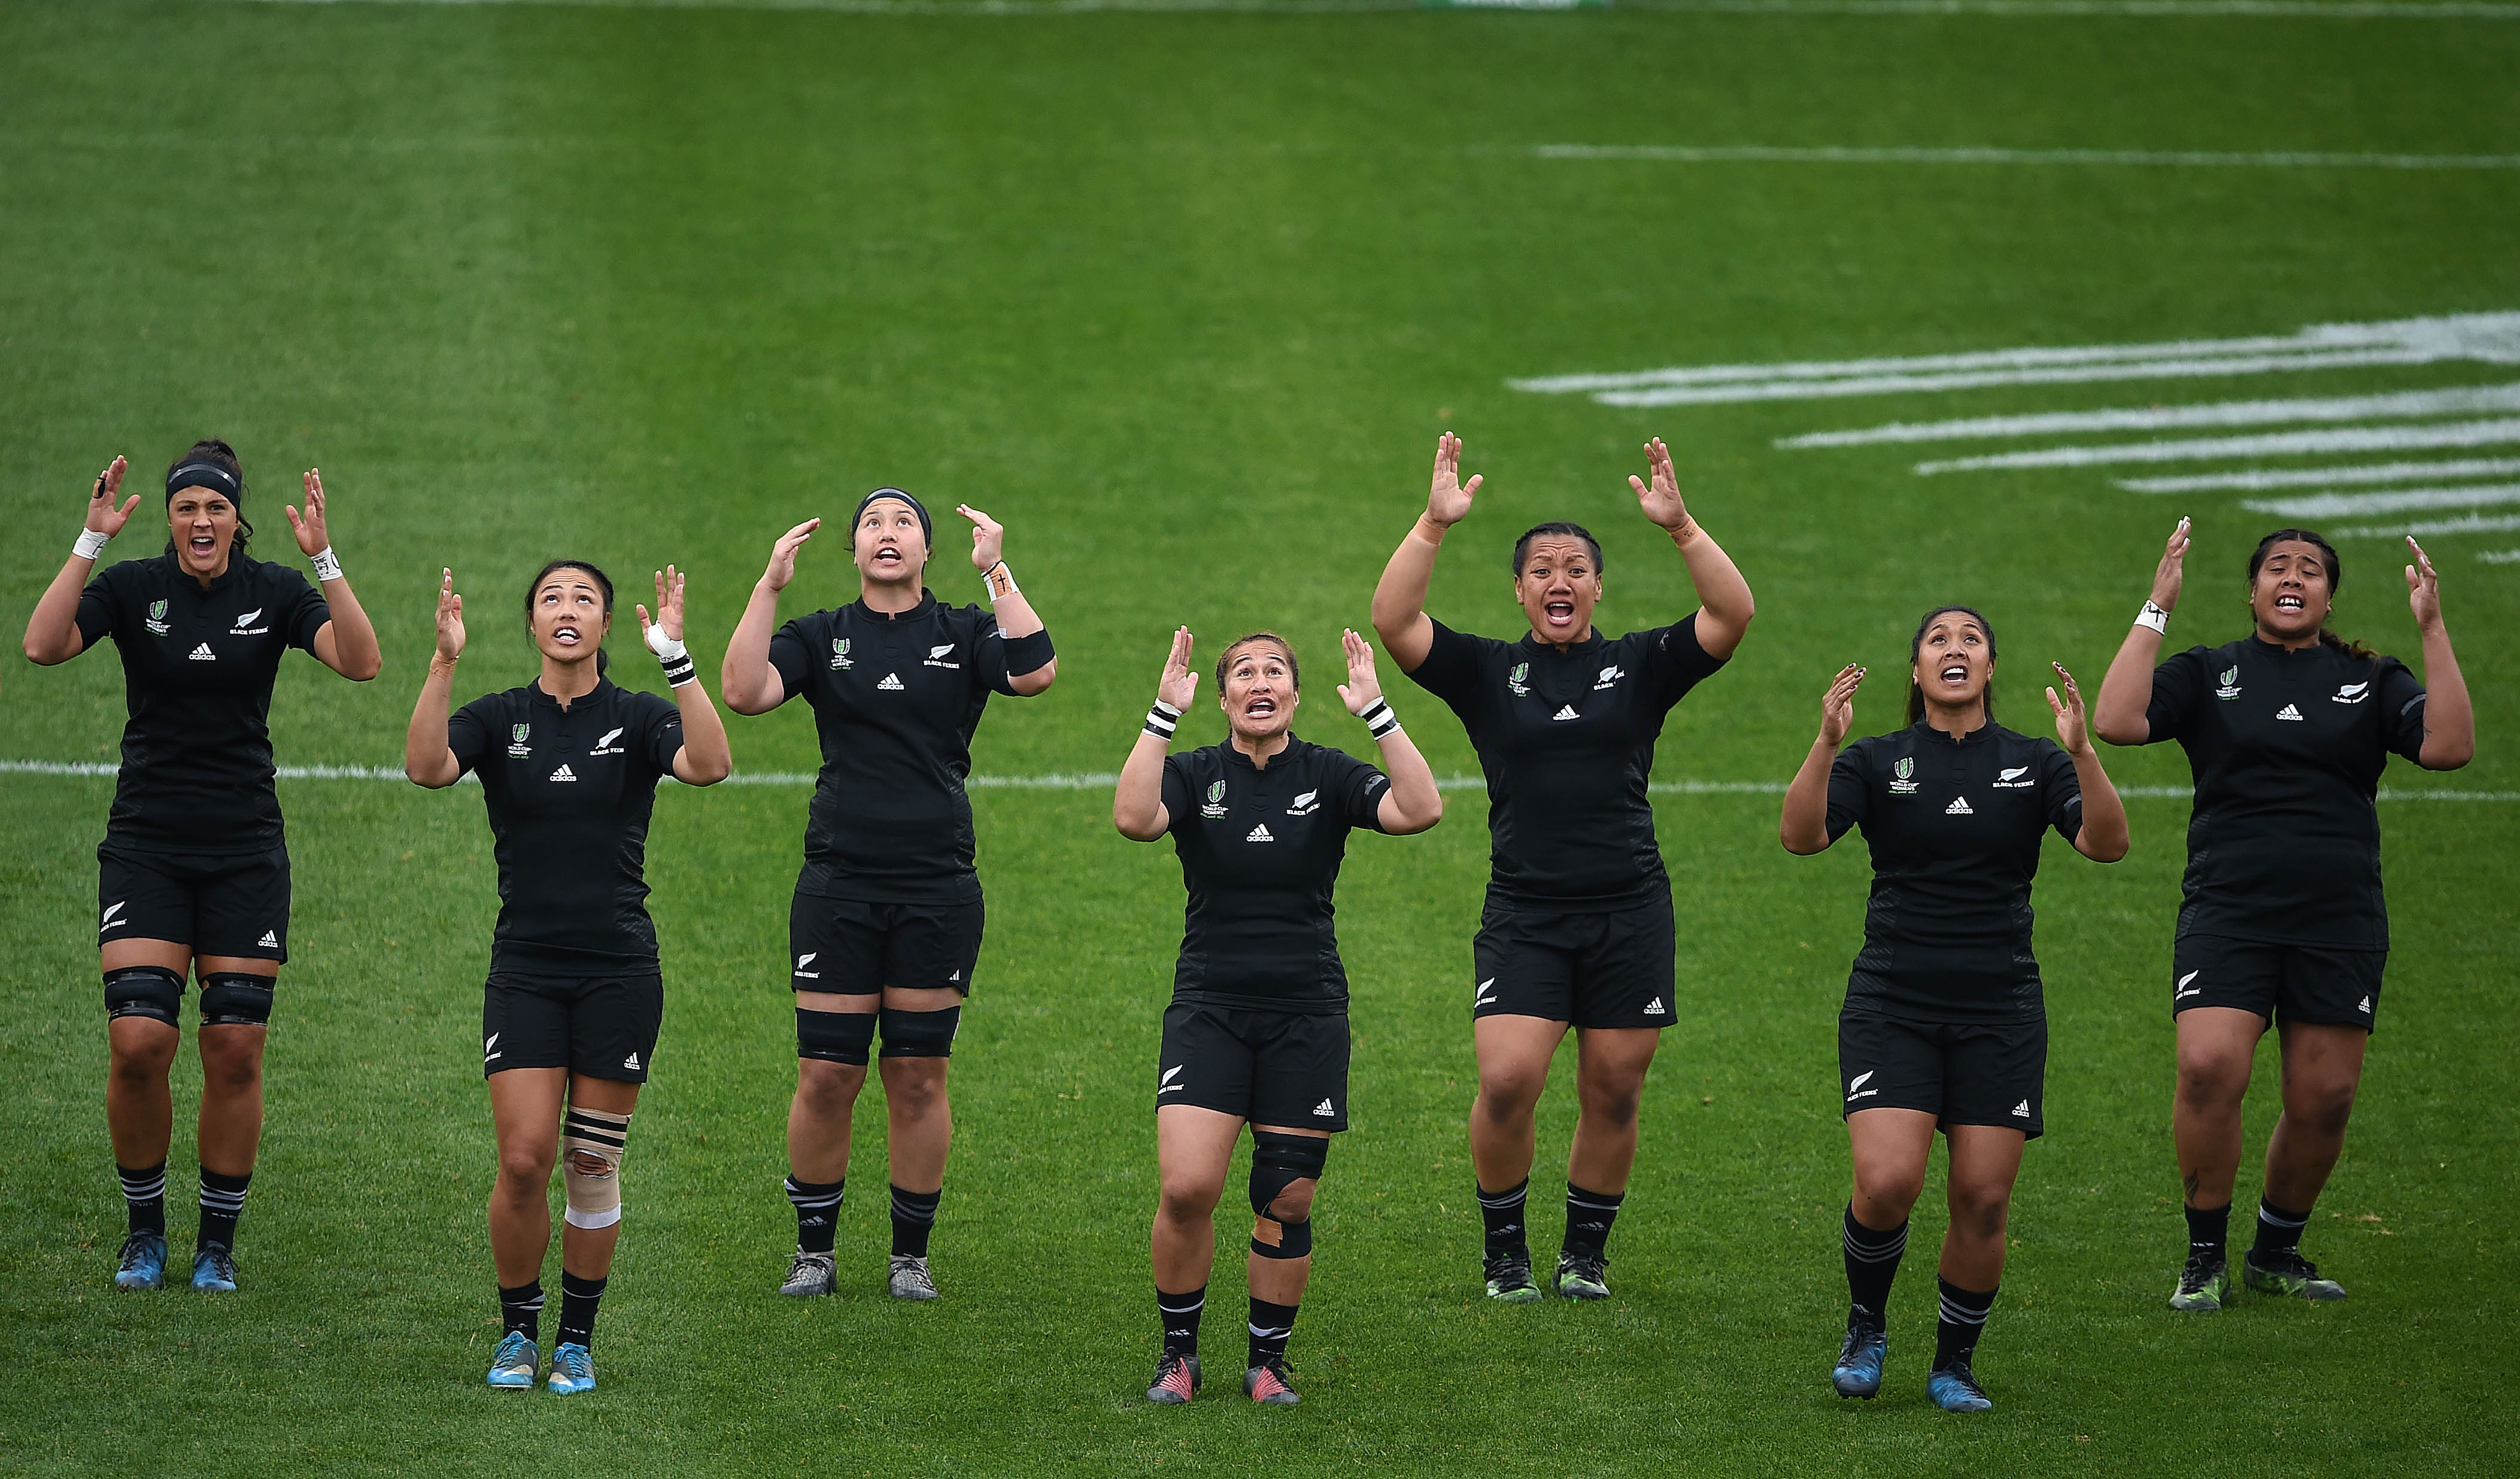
[435,568,467,663]
[763,518,819,592]
[958,504,1007,572]
[2404,536,2443,631]
[1818,663,1864,748]
[86,455,138,536]
[1629,436,1692,533]
[639,564,686,646]
[2149,516,2191,611]
[1426,432,1481,529]
[2047,661,2091,755]
[1336,628,1383,715]
[286,469,332,556]
[1156,626,1198,711]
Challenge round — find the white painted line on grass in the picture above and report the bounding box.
[2479,548,2520,563]
[2118,457,2520,493]
[1913,418,2520,473]
[1537,144,2520,170]
[1781,385,2520,449]
[2240,482,2520,518]
[2330,511,2520,537]
[226,0,2520,17]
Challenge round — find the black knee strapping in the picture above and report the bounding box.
[104,966,183,1026]
[1253,1215,1313,1260]
[198,972,274,1027]
[1249,1130,1328,1222]
[878,1006,961,1059]
[797,1008,877,1066]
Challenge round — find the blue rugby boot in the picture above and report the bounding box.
[547,1342,597,1395]
[486,1332,539,1389]
[190,1245,238,1293]
[1926,1361,1994,1413]
[113,1232,168,1291]
[1832,1324,1887,1398]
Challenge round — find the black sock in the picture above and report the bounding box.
[557,1271,606,1350]
[1477,1179,1529,1262]
[890,1185,940,1259]
[1247,1296,1298,1369]
[118,1161,167,1240]
[1158,1286,1205,1359]
[499,1281,544,1343]
[197,1167,250,1252]
[2251,1197,2311,1261]
[1842,1206,1909,1332]
[787,1175,844,1255]
[2185,1201,2230,1261]
[1562,1183,1626,1262]
[1933,1277,1997,1372]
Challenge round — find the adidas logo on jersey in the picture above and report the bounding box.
[2012,1100,2032,1119]
[1945,795,1974,815]
[1312,1099,1335,1118]
[188,642,216,661]
[1245,824,1275,843]
[923,643,960,670]
[549,764,578,782]
[878,672,904,691]
[1552,704,1579,721]
[257,930,280,949]
[2276,703,2305,721]
[1642,997,1668,1016]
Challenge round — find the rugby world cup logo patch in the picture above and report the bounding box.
[1201,779,1229,818]
[1890,756,1919,795]
[2215,666,2243,700]
[146,598,171,635]
[1507,661,1530,697]
[831,637,852,670]
[508,722,533,757]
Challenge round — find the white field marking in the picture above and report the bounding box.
[1538,145,2520,171]
[2331,511,2520,537]
[227,0,2520,17]
[1511,311,2520,405]
[1781,385,2520,449]
[2241,482,2520,518]
[1913,418,2520,473]
[2479,548,2520,563]
[2119,457,2520,493]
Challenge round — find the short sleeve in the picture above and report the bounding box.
[1159,754,1194,837]
[967,608,1021,697]
[2040,740,2085,844]
[767,613,819,698]
[2141,647,2209,745]
[1644,612,1728,709]
[1335,751,1393,834]
[282,569,331,654]
[1404,618,1485,715]
[447,696,496,778]
[1824,745,1869,842]
[2377,657,2428,764]
[640,693,686,777]
[74,566,122,648]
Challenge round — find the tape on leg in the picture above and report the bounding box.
[878,1006,961,1059]
[1249,1131,1327,1258]
[797,1008,876,1066]
[104,966,184,1026]
[198,971,274,1027]
[562,1106,630,1230]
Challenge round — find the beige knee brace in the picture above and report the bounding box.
[562,1106,632,1231]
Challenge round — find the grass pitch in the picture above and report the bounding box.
[2,2,2516,1474]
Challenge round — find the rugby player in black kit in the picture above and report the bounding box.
[1115,628,1443,1405]
[23,445,381,1295]
[2095,523,2473,1313]
[1371,434,1755,1302]
[1781,608,2128,1413]
[407,560,731,1393]
[723,489,1056,1301]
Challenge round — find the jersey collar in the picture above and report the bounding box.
[852,590,939,622]
[1909,715,1995,748]
[1517,628,1605,658]
[529,673,616,712]
[1223,734,1301,772]
[163,551,250,595]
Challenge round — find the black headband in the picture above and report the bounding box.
[854,487,931,545]
[166,462,241,502]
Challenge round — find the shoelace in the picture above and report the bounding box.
[1486,1256,1534,1286]
[119,1237,160,1271]
[1562,1255,1608,1284]
[2180,1251,2223,1287]
[556,1347,593,1380]
[1154,1353,1197,1394]
[197,1249,235,1283]
[1935,1364,1987,1399]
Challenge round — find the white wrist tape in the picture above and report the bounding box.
[74,529,111,561]
[1358,698,1402,739]
[2135,600,2170,635]
[1144,698,1182,742]
[645,624,696,687]
[309,546,343,582]
[985,560,1019,601]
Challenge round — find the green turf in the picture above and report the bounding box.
[3,2,2516,1474]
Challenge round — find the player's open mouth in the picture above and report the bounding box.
[1939,662,1969,685]
[1245,696,1277,718]
[554,625,582,646]
[2275,594,2305,612]
[1545,600,1575,625]
[874,546,903,565]
[189,535,216,557]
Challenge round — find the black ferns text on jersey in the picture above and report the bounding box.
[1826,721,2085,1022]
[769,593,1030,904]
[1405,614,1727,910]
[448,678,685,971]
[2141,635,2428,949]
[1160,738,1390,1012]
[75,554,332,855]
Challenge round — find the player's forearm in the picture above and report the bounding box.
[721,579,783,713]
[1114,731,1170,840]
[671,677,734,785]
[1370,520,1444,651]
[2416,621,2475,770]
[1780,736,1836,854]
[1671,521,1754,657]
[2093,626,2164,746]
[1373,723,1443,833]
[2069,749,2130,862]
[22,555,93,665]
[405,660,462,786]
[983,567,1044,640]
[317,574,383,681]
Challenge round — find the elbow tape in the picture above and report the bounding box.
[561,1106,631,1230]
[1003,628,1053,677]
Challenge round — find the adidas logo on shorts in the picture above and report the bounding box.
[2358,995,2372,1013]
[1945,795,1974,816]
[1643,997,1668,1016]
[257,930,280,949]
[1245,824,1275,843]
[189,643,216,661]
[2276,703,2305,721]
[878,672,904,691]
[624,1052,640,1070]
[2012,1100,2031,1119]
[1313,1099,1335,1117]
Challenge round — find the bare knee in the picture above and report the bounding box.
[881,1058,949,1119]
[794,1059,863,1119]
[198,1037,264,1097]
[2175,1049,2249,1110]
[496,1144,555,1199]
[110,1041,175,1088]
[2287,1079,2359,1138]
[1476,1068,1546,1123]
[1577,1073,1645,1131]
[1853,1164,1926,1219]
[1157,1177,1221,1228]
[1948,1180,2012,1243]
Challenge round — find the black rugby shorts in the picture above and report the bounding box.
[2171,933,2385,1032]
[1157,1002,1350,1131]
[1471,899,1677,1030]
[1837,1007,2046,1140]
[97,843,291,963]
[788,895,984,998]
[482,971,664,1082]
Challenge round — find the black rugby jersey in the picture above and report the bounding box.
[1159,737,1390,1013]
[448,678,685,973]
[768,591,1028,904]
[1825,721,2085,1022]
[74,553,331,855]
[1405,614,1726,911]
[2138,635,2427,950]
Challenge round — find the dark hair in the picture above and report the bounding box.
[1215,632,1299,694]
[2247,528,2376,661]
[1905,604,1998,727]
[525,559,616,675]
[161,439,251,558]
[1510,521,1603,577]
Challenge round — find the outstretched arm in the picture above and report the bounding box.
[2094,517,2188,746]
[1115,627,1196,842]
[1631,437,1753,659]
[406,569,467,788]
[24,455,138,665]
[2404,537,2474,770]
[1781,664,1863,854]
[295,470,382,682]
[1371,432,1481,673]
[2050,662,2129,862]
[961,503,1056,696]
[1337,628,1441,834]
[641,566,733,785]
[721,518,817,715]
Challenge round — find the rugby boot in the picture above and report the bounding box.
[1483,1252,1541,1303]
[547,1342,597,1395]
[486,1332,539,1389]
[1146,1350,1201,1405]
[113,1232,167,1291]
[1244,1358,1301,1405]
[779,1248,836,1298]
[1553,1252,1611,1301]
[190,1245,238,1293]
[2169,1250,2231,1312]
[1832,1324,1887,1398]
[888,1254,939,1301]
[1926,1361,1994,1413]
[2243,1249,2346,1301]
